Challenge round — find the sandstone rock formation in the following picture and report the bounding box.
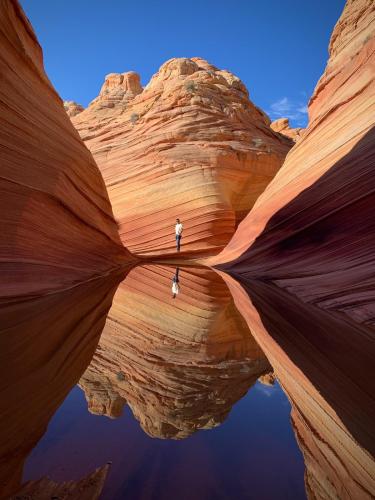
[64,100,84,117]
[9,465,109,500]
[270,118,304,142]
[258,371,276,386]
[0,0,134,300]
[0,272,124,498]
[79,264,270,438]
[220,273,375,500]
[211,0,375,325]
[71,57,292,257]
[90,71,143,108]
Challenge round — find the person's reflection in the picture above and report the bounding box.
[171,267,180,299]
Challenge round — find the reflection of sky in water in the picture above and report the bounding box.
[23,380,306,500]
[254,383,278,398]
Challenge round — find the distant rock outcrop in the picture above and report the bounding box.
[270,118,304,142]
[211,0,375,325]
[0,0,134,300]
[258,371,276,386]
[63,100,84,117]
[80,265,270,438]
[70,57,292,257]
[90,71,143,108]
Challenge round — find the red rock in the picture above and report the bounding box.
[211,0,375,324]
[10,465,109,500]
[219,273,375,500]
[90,71,143,109]
[258,371,276,386]
[270,118,304,142]
[79,265,270,438]
[0,271,124,498]
[63,100,84,117]
[71,58,291,258]
[0,0,135,300]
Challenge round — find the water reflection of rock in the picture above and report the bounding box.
[9,465,110,500]
[79,265,270,439]
[221,273,375,500]
[0,273,124,498]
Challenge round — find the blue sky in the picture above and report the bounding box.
[20,0,345,127]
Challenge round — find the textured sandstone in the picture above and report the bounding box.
[258,371,276,386]
[211,0,375,325]
[0,0,134,300]
[0,273,124,497]
[270,118,304,142]
[63,100,84,117]
[220,273,375,500]
[79,265,270,438]
[71,57,291,257]
[10,466,109,500]
[90,71,143,108]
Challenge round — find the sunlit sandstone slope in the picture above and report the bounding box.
[71,58,292,258]
[211,0,375,325]
[79,265,270,439]
[0,0,134,299]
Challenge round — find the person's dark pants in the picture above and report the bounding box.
[176,234,181,251]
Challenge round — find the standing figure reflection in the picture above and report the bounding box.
[171,267,180,299]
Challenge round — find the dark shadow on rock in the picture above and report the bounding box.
[220,126,375,325]
[220,272,375,499]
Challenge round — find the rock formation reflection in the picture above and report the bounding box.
[2,262,373,499]
[0,272,125,498]
[79,265,270,439]
[220,273,375,499]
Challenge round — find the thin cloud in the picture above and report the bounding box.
[268,96,308,127]
[296,104,308,114]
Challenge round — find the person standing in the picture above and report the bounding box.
[175,218,183,252]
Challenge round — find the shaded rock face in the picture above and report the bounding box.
[64,100,84,117]
[220,273,375,500]
[0,0,134,300]
[212,0,375,325]
[9,466,109,500]
[71,57,291,257]
[0,272,125,498]
[270,118,304,142]
[79,265,270,439]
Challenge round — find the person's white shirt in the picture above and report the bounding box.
[172,282,180,294]
[175,223,183,235]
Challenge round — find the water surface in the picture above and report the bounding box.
[3,264,373,499]
[23,380,305,500]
